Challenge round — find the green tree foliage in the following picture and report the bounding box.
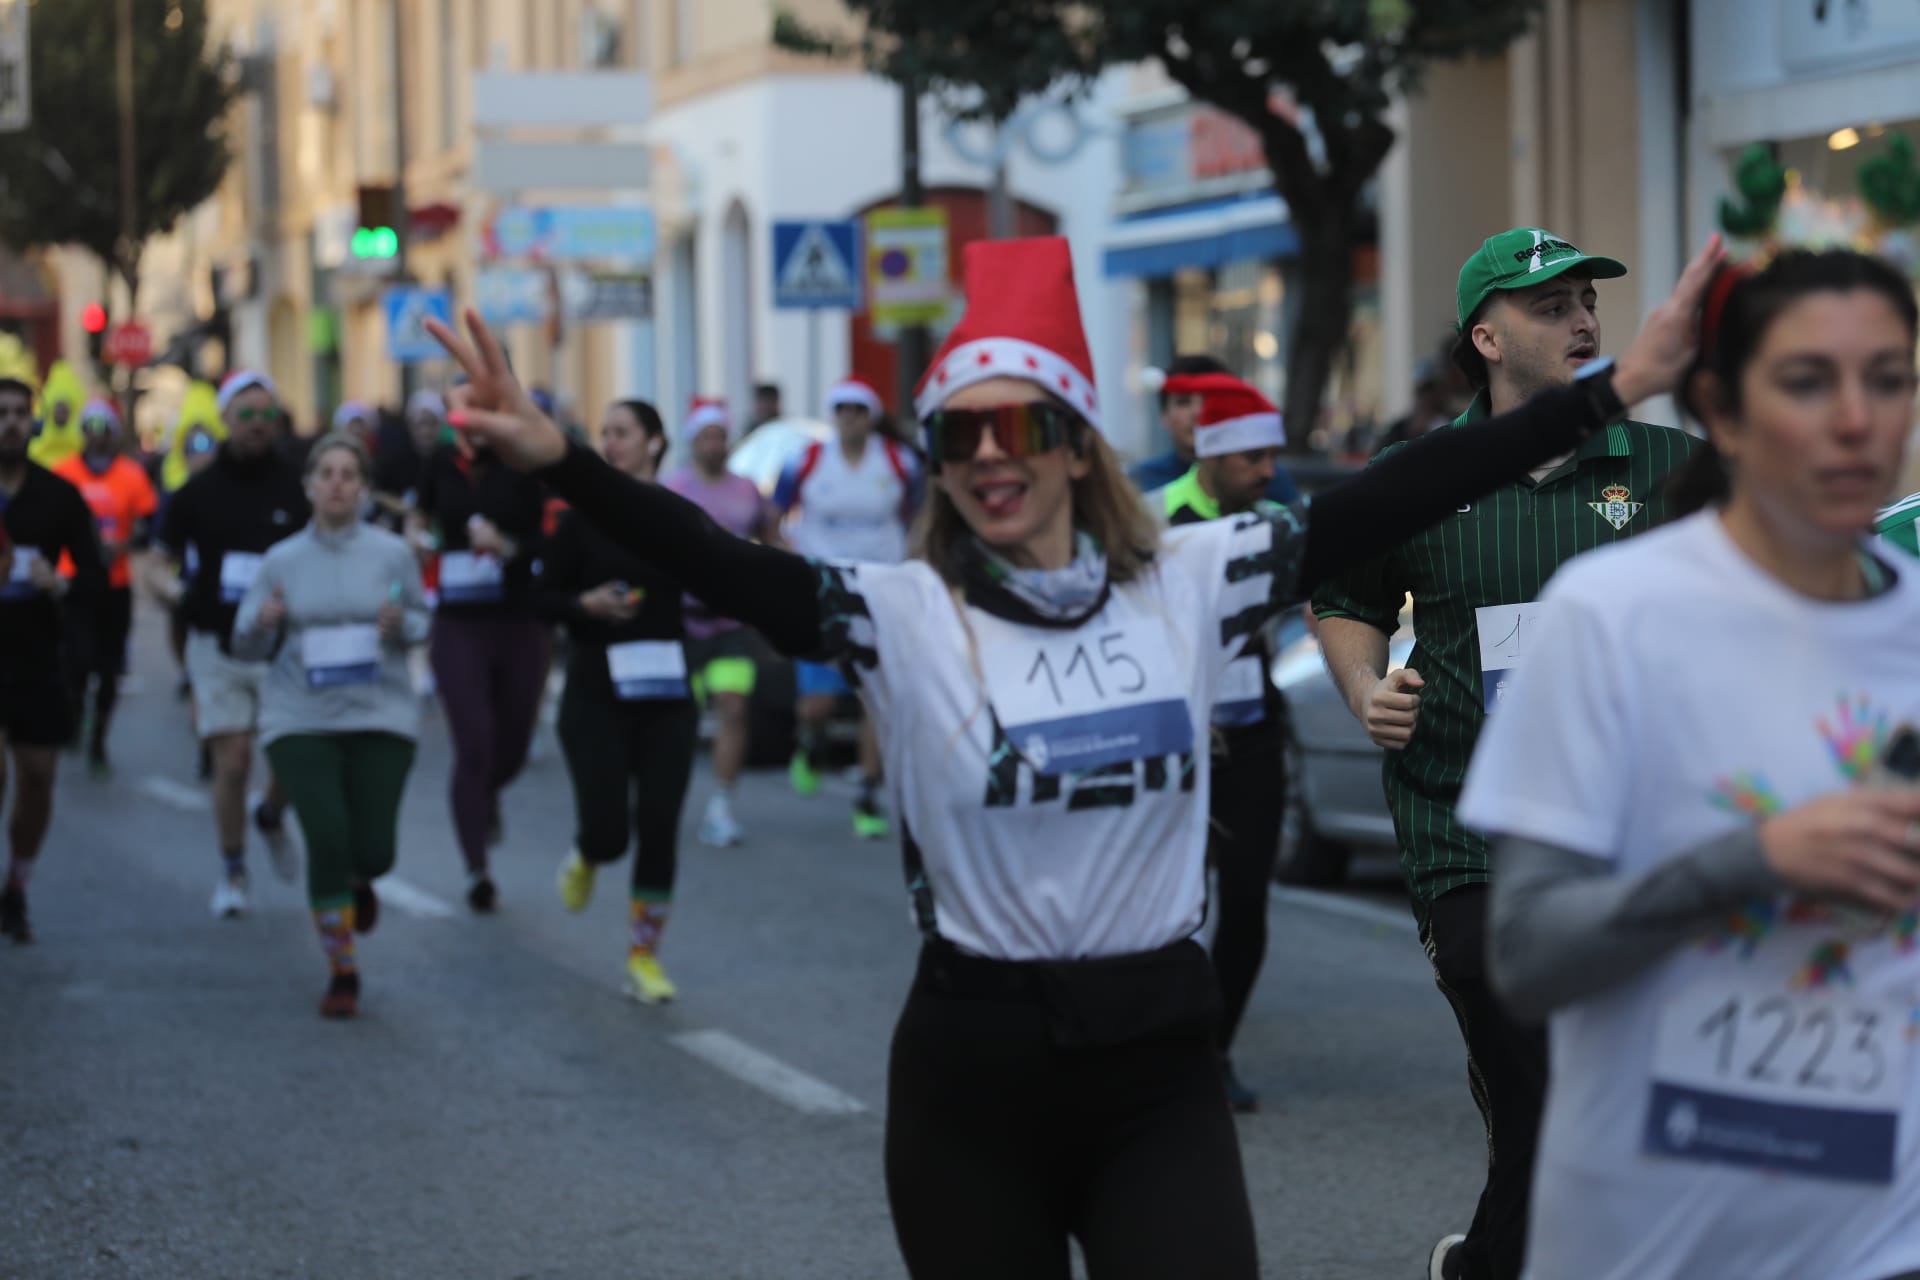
[0,0,238,307]
[777,0,1542,439]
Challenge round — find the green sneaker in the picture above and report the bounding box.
[87,754,113,781]
[852,801,891,841]
[789,751,821,797]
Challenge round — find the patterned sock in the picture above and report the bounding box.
[5,858,32,890]
[314,905,358,976]
[857,776,881,808]
[629,895,671,959]
[222,848,246,883]
[796,729,824,767]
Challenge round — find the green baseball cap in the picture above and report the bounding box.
[1456,228,1628,327]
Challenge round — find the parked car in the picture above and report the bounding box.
[1268,599,1415,885]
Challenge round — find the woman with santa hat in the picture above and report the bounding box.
[426,232,1722,1276]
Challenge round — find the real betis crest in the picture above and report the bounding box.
[1589,484,1643,531]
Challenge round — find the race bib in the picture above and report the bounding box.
[303,624,382,689]
[976,611,1194,776]
[606,640,689,701]
[219,552,264,604]
[1644,982,1909,1184]
[1,550,41,601]
[1212,654,1268,729]
[1474,601,1556,714]
[439,550,505,604]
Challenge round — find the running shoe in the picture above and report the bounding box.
[352,882,380,936]
[788,751,821,797]
[0,883,31,944]
[1222,1059,1259,1114]
[625,953,678,1005]
[557,849,595,912]
[253,798,301,884]
[852,799,891,841]
[467,872,498,915]
[320,971,360,1019]
[697,797,744,848]
[210,877,249,919]
[1428,1234,1467,1280]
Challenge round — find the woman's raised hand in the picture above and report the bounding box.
[1614,234,1728,406]
[424,308,568,470]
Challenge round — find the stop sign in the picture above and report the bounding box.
[103,320,152,368]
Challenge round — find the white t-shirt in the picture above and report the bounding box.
[1459,513,1920,1280]
[777,438,919,565]
[818,506,1303,960]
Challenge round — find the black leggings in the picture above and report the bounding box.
[1209,726,1287,1052]
[556,654,698,894]
[885,940,1258,1280]
[64,586,132,752]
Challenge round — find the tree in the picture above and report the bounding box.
[0,0,237,318]
[776,1,1542,440]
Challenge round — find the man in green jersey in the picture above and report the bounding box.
[1311,229,1701,1280]
[1146,372,1289,1113]
[1877,490,1920,555]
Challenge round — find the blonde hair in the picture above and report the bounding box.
[912,428,1161,585]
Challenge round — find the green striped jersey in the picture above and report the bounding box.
[1310,395,1702,920]
[1877,491,1920,556]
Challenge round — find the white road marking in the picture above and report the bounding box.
[1270,884,1417,935]
[668,1029,868,1116]
[371,876,457,920]
[134,775,211,812]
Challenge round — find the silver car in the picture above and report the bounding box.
[1269,601,1415,885]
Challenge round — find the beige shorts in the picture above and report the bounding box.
[186,629,268,740]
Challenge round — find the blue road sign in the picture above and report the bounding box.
[384,287,454,363]
[772,221,861,310]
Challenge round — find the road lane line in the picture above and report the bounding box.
[1270,885,1417,935]
[135,776,211,812]
[668,1029,868,1116]
[372,876,457,919]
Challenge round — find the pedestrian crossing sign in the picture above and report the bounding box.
[384,287,454,364]
[772,221,862,310]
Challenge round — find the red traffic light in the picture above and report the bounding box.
[81,302,108,334]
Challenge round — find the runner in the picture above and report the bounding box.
[0,375,105,943]
[772,376,921,839]
[664,399,781,848]
[152,371,311,918]
[51,399,159,778]
[230,432,429,1019]
[1311,227,1707,1280]
[27,360,85,469]
[156,383,224,759]
[1464,248,1920,1280]
[426,231,1721,1277]
[1129,354,1300,503]
[1145,372,1291,1113]
[538,397,695,1003]
[411,388,550,913]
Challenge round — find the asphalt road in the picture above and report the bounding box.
[3,607,1488,1279]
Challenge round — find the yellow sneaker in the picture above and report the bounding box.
[625,953,678,1005]
[556,849,595,913]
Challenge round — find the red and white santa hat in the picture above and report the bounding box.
[681,396,728,441]
[913,236,1101,432]
[826,376,884,417]
[1164,372,1286,457]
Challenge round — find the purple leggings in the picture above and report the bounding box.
[429,612,551,873]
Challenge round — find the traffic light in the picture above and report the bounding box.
[82,301,108,365]
[354,185,399,261]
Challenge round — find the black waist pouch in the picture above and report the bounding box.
[920,937,1222,1051]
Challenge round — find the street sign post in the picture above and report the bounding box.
[866,208,950,328]
[772,220,861,416]
[0,0,29,134]
[103,320,151,368]
[384,287,454,364]
[566,271,653,322]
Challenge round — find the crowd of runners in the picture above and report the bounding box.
[3,222,1919,1280]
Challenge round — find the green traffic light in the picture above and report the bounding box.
[352,226,399,259]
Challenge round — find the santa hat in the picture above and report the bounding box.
[826,376,884,417]
[914,236,1101,432]
[681,397,728,441]
[216,370,278,415]
[1165,372,1286,458]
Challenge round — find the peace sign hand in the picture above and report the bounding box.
[423,308,568,471]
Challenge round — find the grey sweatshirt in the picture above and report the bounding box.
[231,520,431,747]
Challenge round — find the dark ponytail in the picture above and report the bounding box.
[1666,249,1919,519]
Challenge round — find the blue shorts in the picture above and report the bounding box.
[795,660,850,698]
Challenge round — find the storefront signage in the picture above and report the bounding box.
[1779,0,1920,73]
